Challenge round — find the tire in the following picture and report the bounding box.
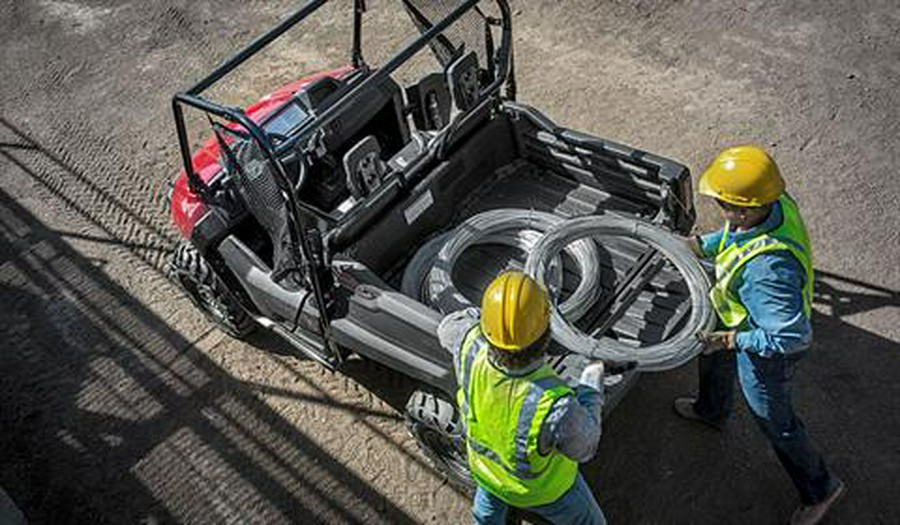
[405,390,475,493]
[168,242,256,339]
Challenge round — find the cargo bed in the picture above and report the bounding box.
[388,160,691,350]
[330,106,694,397]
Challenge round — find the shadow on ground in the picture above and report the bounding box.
[3,115,899,524]
[0,122,427,524]
[590,270,900,524]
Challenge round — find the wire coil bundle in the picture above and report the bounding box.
[401,208,715,371]
[413,209,603,320]
[524,215,716,371]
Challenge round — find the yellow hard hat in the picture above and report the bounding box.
[480,271,550,353]
[698,146,785,207]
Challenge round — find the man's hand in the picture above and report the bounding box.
[679,235,704,258]
[579,361,605,390]
[697,330,737,355]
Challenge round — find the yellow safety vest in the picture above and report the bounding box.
[456,326,578,507]
[710,194,814,328]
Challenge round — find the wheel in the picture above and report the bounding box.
[168,242,255,338]
[405,390,475,493]
[404,390,583,525]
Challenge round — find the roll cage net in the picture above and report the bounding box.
[173,0,512,326]
[401,0,495,73]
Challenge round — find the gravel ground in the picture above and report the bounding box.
[2,1,898,524]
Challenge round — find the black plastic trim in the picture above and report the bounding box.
[217,235,311,325]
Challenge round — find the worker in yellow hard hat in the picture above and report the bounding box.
[437,270,608,524]
[675,146,843,525]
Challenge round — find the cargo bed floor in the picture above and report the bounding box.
[444,161,692,347]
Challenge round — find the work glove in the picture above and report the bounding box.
[579,361,605,391]
[579,361,638,390]
[696,330,737,355]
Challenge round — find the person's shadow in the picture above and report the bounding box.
[586,269,900,524]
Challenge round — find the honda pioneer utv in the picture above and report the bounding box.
[168,0,697,490]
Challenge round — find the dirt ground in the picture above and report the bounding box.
[2,1,899,524]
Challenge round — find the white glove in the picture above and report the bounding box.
[579,361,605,391]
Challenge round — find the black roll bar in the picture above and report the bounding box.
[274,0,484,157]
[173,92,335,342]
[351,0,366,68]
[171,0,513,348]
[175,0,511,188]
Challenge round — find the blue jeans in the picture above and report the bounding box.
[695,349,837,504]
[472,473,606,525]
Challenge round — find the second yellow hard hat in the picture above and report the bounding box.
[698,146,785,207]
[480,271,550,353]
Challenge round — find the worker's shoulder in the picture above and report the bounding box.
[437,307,480,351]
[742,248,806,286]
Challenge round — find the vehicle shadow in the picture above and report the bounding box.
[241,329,421,416]
[588,270,900,524]
[0,132,431,523]
[6,111,898,523]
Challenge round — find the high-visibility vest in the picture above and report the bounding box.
[710,194,814,328]
[456,326,578,507]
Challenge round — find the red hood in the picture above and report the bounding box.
[171,65,356,238]
[187,65,355,184]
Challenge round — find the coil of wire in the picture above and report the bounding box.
[401,229,564,303]
[524,215,716,371]
[408,209,603,320]
[425,208,600,321]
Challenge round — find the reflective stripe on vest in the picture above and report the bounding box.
[455,326,578,507]
[456,327,487,419]
[710,194,814,328]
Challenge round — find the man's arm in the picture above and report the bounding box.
[734,253,812,356]
[437,307,480,378]
[698,228,725,259]
[539,363,605,463]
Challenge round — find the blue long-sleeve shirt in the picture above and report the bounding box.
[698,201,812,357]
[438,308,604,463]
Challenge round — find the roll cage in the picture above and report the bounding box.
[174,0,513,193]
[172,0,514,350]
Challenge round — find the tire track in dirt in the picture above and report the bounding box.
[2,2,474,521]
[3,1,271,274]
[1,118,174,273]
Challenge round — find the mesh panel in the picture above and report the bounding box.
[234,139,284,234]
[401,0,489,70]
[229,137,304,290]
